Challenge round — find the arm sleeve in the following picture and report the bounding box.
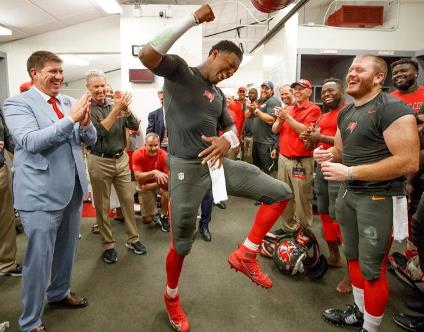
[379,100,414,132]
[146,112,155,134]
[266,98,279,118]
[125,113,140,130]
[151,54,189,81]
[3,98,75,154]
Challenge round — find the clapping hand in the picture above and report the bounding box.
[69,92,91,123]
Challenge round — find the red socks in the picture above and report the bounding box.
[166,246,185,289]
[247,200,288,244]
[320,213,342,245]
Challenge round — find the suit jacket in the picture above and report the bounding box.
[3,87,97,211]
[146,107,165,143]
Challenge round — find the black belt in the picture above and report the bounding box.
[282,155,311,160]
[91,150,124,159]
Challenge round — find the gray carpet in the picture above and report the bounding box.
[0,196,414,331]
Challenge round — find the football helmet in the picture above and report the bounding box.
[273,240,307,276]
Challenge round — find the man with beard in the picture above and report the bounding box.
[390,58,424,260]
[272,79,321,231]
[316,54,419,332]
[139,5,292,331]
[301,78,351,294]
[391,58,424,114]
[242,87,258,163]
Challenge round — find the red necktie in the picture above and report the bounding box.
[48,97,64,119]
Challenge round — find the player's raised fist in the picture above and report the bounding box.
[194,4,215,24]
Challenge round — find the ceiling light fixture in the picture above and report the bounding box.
[93,0,122,14]
[0,25,12,35]
[60,54,90,67]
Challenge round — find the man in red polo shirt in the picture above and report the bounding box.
[272,79,320,231]
[228,86,247,139]
[132,132,170,232]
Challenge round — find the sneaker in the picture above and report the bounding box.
[164,294,190,332]
[0,264,23,277]
[103,248,118,264]
[393,312,424,331]
[228,245,272,288]
[126,241,147,255]
[322,304,364,328]
[214,201,227,209]
[159,215,170,232]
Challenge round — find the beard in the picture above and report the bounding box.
[323,99,340,111]
[394,77,415,91]
[346,78,375,99]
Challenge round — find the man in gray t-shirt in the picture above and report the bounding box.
[246,81,279,174]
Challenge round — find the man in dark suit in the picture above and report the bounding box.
[3,50,97,332]
[146,89,167,150]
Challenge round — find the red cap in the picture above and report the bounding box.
[237,86,247,93]
[19,81,33,93]
[290,79,313,89]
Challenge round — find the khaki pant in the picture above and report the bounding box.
[139,187,158,218]
[278,154,314,231]
[87,153,139,250]
[241,136,253,164]
[0,164,18,272]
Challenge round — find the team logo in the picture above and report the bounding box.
[177,172,184,181]
[203,90,215,103]
[346,121,358,134]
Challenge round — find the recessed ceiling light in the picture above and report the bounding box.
[93,0,122,14]
[0,26,12,36]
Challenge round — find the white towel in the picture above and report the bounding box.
[208,161,228,204]
[392,196,408,242]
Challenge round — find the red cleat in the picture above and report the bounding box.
[164,294,190,332]
[228,245,273,288]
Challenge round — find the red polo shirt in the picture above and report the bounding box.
[316,105,346,150]
[391,86,424,113]
[279,101,321,157]
[228,100,245,138]
[132,147,168,185]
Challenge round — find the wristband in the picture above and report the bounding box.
[222,131,240,149]
[347,167,353,180]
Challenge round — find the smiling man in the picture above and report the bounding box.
[3,50,97,332]
[139,4,292,331]
[315,54,419,332]
[85,69,146,264]
[272,79,321,232]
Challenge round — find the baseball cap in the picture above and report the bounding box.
[19,81,33,93]
[290,79,313,89]
[237,86,247,93]
[261,81,274,90]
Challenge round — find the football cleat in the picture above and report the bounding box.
[164,294,190,332]
[228,245,272,288]
[322,303,364,328]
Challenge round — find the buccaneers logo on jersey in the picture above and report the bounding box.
[203,90,215,103]
[346,121,358,134]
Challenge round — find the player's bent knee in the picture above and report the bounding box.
[174,240,192,256]
[360,262,381,281]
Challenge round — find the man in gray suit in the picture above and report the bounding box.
[3,50,97,332]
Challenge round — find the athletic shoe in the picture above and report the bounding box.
[103,248,118,264]
[0,264,23,277]
[159,215,170,232]
[393,312,424,331]
[214,201,227,209]
[322,303,364,328]
[164,294,190,332]
[125,241,147,255]
[228,245,272,288]
[405,247,418,260]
